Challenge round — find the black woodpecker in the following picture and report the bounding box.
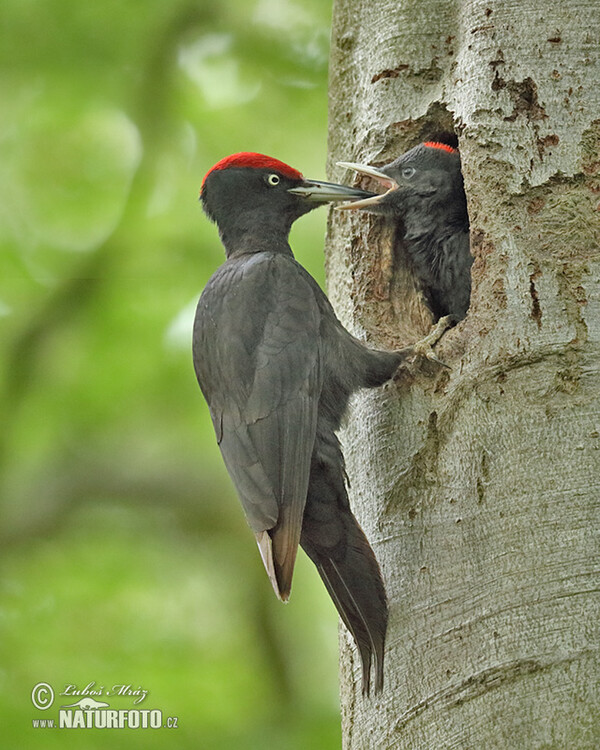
[194,152,408,694]
[338,141,472,324]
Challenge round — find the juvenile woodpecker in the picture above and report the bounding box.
[339,141,472,323]
[194,152,406,693]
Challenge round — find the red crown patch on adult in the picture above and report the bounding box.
[202,152,303,188]
[422,141,458,154]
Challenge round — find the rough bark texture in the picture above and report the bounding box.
[326,1,600,747]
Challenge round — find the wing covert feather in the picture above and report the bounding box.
[193,252,322,595]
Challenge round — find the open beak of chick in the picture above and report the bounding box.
[335,162,399,210]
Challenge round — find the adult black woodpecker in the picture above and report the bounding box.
[338,140,472,326]
[194,152,406,694]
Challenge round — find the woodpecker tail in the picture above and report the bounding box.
[300,443,388,695]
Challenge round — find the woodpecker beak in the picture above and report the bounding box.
[287,179,376,204]
[334,162,398,210]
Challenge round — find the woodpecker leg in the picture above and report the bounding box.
[397,315,456,368]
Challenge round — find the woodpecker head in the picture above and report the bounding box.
[337,141,467,226]
[200,152,375,252]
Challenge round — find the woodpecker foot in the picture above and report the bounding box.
[396,315,456,369]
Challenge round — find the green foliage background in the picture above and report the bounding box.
[0,0,342,746]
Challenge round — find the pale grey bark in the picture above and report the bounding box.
[326,1,600,747]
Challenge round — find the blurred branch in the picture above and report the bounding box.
[2,447,303,706]
[0,0,214,467]
[1,453,232,549]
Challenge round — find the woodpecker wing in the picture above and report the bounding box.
[193,252,322,600]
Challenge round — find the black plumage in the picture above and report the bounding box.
[339,141,472,322]
[193,152,405,693]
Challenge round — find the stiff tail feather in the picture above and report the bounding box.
[301,510,388,695]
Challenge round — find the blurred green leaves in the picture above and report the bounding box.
[0,0,341,747]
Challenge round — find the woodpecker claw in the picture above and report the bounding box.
[397,315,456,369]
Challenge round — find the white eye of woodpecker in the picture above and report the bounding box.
[267,173,280,186]
[402,166,416,179]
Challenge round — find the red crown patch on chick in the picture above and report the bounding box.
[422,141,458,154]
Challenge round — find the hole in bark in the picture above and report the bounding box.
[343,110,473,349]
[529,264,543,328]
[529,279,542,327]
[477,477,485,504]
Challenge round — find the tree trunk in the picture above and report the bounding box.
[326,1,600,747]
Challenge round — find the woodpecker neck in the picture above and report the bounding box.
[402,202,468,242]
[217,209,296,259]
